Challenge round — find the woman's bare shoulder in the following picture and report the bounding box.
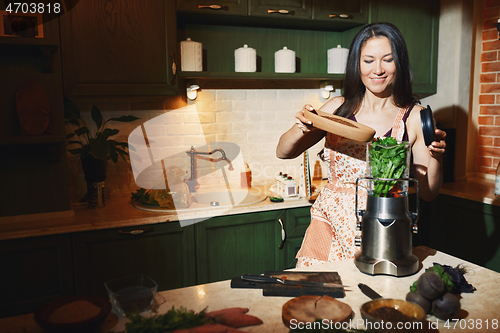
[318,96,344,114]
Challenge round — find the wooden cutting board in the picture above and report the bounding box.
[282,295,353,328]
[231,271,345,298]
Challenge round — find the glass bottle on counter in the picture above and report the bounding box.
[496,161,500,198]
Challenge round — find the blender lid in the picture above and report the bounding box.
[420,105,436,146]
[304,110,375,142]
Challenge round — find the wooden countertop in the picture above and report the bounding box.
[1,178,497,242]
[2,246,499,333]
[440,177,499,207]
[0,186,312,241]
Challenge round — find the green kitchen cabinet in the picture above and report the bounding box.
[282,206,312,269]
[72,222,196,299]
[370,0,439,95]
[60,0,178,96]
[422,195,500,273]
[195,206,311,284]
[177,0,248,15]
[0,235,74,317]
[249,0,313,20]
[177,0,439,95]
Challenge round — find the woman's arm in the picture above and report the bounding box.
[407,107,447,202]
[276,98,343,160]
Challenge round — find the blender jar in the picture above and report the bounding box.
[366,139,410,197]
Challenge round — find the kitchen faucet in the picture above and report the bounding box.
[185,145,233,192]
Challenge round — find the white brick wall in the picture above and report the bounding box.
[66,89,334,202]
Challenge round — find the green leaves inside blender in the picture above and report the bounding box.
[369,137,410,197]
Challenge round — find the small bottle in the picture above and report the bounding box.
[496,161,500,198]
[241,163,252,188]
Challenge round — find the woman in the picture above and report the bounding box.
[276,22,446,268]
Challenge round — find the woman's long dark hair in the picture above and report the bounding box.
[335,22,416,118]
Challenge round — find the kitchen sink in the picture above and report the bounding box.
[133,188,267,213]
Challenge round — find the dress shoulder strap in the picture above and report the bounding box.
[391,104,415,142]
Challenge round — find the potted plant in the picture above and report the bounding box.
[64,98,140,206]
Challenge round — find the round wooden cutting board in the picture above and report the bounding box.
[282,295,353,328]
[304,110,375,142]
[15,78,52,136]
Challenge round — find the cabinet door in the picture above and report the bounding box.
[282,206,311,269]
[249,0,312,20]
[177,0,248,15]
[196,210,286,284]
[0,235,74,317]
[73,223,195,298]
[60,0,178,96]
[313,0,368,26]
[371,0,439,95]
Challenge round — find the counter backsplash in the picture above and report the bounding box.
[66,89,333,203]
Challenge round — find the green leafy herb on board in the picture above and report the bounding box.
[115,306,212,333]
[131,188,159,206]
[368,137,409,197]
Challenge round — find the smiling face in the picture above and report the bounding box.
[359,36,396,97]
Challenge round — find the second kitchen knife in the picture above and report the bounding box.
[241,274,348,288]
[358,283,383,299]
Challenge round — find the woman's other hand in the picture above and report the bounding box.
[428,128,446,159]
[295,104,315,133]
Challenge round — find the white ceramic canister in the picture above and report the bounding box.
[180,38,203,72]
[327,45,349,74]
[275,46,295,73]
[235,44,257,72]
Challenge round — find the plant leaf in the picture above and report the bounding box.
[91,105,103,130]
[67,140,83,145]
[74,127,89,136]
[64,97,80,120]
[101,128,120,140]
[66,133,76,139]
[68,148,82,155]
[68,118,80,126]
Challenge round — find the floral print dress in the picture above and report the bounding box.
[295,105,414,268]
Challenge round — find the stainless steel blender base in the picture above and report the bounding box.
[355,253,419,277]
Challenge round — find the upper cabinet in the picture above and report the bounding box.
[177,0,439,95]
[249,0,313,20]
[177,0,369,31]
[370,0,439,95]
[60,0,178,96]
[177,0,248,15]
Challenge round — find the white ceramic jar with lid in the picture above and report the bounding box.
[275,46,295,73]
[235,44,257,72]
[327,45,349,74]
[180,38,203,72]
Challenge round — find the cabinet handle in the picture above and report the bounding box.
[329,13,353,19]
[268,9,295,15]
[118,226,154,235]
[278,218,287,250]
[198,4,229,11]
[169,52,177,85]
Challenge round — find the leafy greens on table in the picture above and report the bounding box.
[368,137,409,197]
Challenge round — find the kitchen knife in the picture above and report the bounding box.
[241,274,348,288]
[358,283,383,299]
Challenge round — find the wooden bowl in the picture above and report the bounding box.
[34,295,111,333]
[360,298,426,332]
[282,295,353,328]
[304,110,375,142]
